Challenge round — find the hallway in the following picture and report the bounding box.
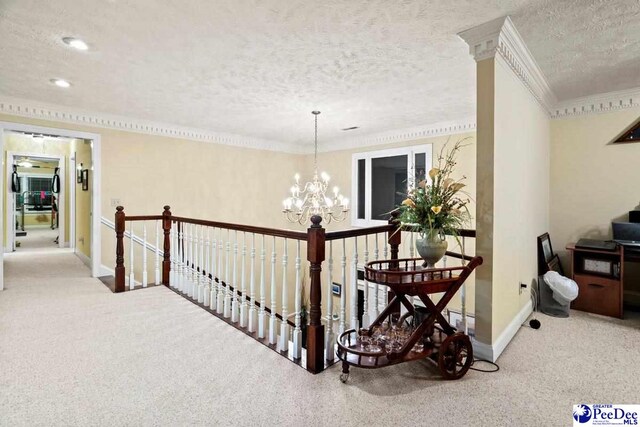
[1,253,639,426]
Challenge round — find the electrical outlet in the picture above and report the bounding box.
[110,198,121,207]
[519,283,527,294]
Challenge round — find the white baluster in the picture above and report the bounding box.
[409,230,415,259]
[203,227,211,307]
[292,240,302,359]
[178,223,185,293]
[258,235,267,338]
[461,236,467,334]
[231,230,239,322]
[197,226,205,303]
[209,228,217,310]
[339,238,346,335]
[142,222,148,288]
[239,232,248,328]
[268,236,278,345]
[216,228,224,313]
[350,236,359,330]
[325,241,335,362]
[223,230,231,318]
[195,225,202,300]
[361,235,370,327]
[187,223,194,297]
[129,222,135,289]
[279,238,289,352]
[155,220,161,286]
[169,224,175,287]
[372,234,380,319]
[383,235,389,308]
[248,233,257,333]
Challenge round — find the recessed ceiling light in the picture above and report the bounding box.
[341,126,359,131]
[62,37,88,51]
[50,79,71,88]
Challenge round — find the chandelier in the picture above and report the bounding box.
[283,111,349,225]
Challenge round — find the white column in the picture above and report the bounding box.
[248,233,257,333]
[197,226,205,303]
[350,236,359,330]
[325,240,335,362]
[142,221,148,288]
[239,232,248,328]
[223,230,231,318]
[268,236,278,345]
[258,235,267,338]
[279,238,289,352]
[178,223,185,293]
[292,240,302,359]
[128,222,135,289]
[216,228,224,313]
[231,231,239,322]
[209,228,217,310]
[361,235,370,327]
[339,238,346,335]
[203,227,211,307]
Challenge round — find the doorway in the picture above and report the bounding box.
[0,122,102,291]
[9,154,64,252]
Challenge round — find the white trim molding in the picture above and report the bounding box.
[321,119,476,153]
[552,87,640,118]
[458,16,557,114]
[472,298,533,362]
[0,95,304,154]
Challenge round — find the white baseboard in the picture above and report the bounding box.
[472,299,533,362]
[100,264,114,277]
[75,251,91,268]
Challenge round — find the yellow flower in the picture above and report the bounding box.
[443,178,454,189]
[402,198,416,208]
[428,168,440,180]
[431,205,442,214]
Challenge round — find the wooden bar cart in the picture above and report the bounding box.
[336,254,483,382]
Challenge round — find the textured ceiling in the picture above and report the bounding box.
[0,0,638,146]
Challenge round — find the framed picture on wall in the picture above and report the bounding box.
[538,233,554,262]
[76,166,83,184]
[332,282,341,296]
[81,169,89,191]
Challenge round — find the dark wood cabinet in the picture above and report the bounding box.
[566,244,624,319]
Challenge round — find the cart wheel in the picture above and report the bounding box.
[340,373,349,383]
[438,332,473,380]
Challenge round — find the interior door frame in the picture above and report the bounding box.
[0,121,102,290]
[5,151,67,251]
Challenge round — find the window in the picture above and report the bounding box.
[351,145,432,226]
[23,176,53,207]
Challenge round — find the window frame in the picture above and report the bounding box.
[351,144,433,227]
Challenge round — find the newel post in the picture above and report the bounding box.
[162,205,172,286]
[306,215,326,374]
[115,206,126,293]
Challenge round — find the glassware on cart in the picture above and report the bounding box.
[358,328,371,350]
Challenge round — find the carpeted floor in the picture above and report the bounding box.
[14,228,60,252]
[1,253,639,426]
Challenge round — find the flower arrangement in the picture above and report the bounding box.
[398,138,471,241]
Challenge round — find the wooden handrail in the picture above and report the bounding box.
[125,215,164,221]
[325,224,395,240]
[171,216,308,241]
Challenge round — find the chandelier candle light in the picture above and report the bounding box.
[283,111,349,225]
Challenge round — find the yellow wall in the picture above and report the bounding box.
[73,139,92,258]
[550,107,640,304]
[476,55,551,345]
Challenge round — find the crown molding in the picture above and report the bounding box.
[458,16,557,114]
[552,87,640,118]
[319,118,476,153]
[0,95,305,154]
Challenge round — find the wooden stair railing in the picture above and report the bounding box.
[112,206,475,375]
